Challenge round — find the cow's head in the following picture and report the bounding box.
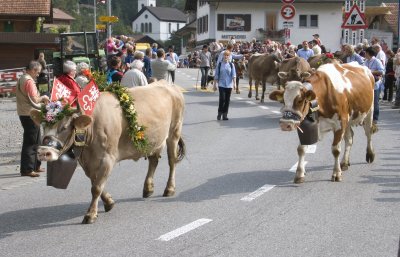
[30,105,92,162]
[269,81,316,131]
[278,58,311,88]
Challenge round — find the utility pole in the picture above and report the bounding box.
[93,0,96,32]
[398,0,400,48]
[107,0,112,38]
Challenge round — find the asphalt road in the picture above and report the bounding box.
[0,68,399,257]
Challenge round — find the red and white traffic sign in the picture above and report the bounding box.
[281,4,296,20]
[282,0,295,3]
[341,4,367,29]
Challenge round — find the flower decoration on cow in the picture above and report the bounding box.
[39,99,75,126]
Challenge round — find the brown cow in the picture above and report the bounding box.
[269,62,376,183]
[308,53,342,69]
[247,53,281,102]
[30,80,186,224]
[277,56,312,88]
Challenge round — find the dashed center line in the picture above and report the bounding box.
[258,106,269,110]
[241,184,275,202]
[271,110,281,114]
[157,218,212,241]
[246,101,256,105]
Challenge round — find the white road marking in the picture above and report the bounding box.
[240,184,276,202]
[289,161,308,172]
[271,110,281,114]
[259,106,269,110]
[157,219,212,241]
[235,97,243,100]
[306,145,317,153]
[246,101,256,105]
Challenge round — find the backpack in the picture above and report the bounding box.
[106,69,118,84]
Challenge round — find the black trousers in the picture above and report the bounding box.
[19,116,41,173]
[383,75,395,101]
[218,87,232,114]
[169,70,176,83]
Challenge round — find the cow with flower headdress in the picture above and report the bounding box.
[29,79,186,224]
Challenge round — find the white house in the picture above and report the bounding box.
[132,0,187,41]
[192,0,344,52]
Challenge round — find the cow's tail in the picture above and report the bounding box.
[176,137,186,163]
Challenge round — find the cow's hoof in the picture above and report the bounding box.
[236,90,240,94]
[104,202,114,212]
[82,215,97,224]
[248,93,252,98]
[256,97,260,100]
[260,99,264,103]
[331,175,342,182]
[366,152,375,163]
[163,188,175,197]
[294,177,305,184]
[143,190,154,198]
[340,162,349,171]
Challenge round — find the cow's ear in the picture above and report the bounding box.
[278,72,289,79]
[301,72,311,79]
[73,115,93,129]
[269,90,284,102]
[305,90,316,101]
[30,109,42,126]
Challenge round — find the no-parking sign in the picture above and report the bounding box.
[282,0,295,3]
[281,4,296,20]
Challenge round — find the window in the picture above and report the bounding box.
[141,23,144,33]
[145,23,148,32]
[145,14,148,19]
[149,23,152,33]
[299,14,318,28]
[169,23,171,33]
[177,23,180,30]
[197,15,209,34]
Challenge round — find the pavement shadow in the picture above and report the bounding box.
[0,203,88,240]
[152,169,295,203]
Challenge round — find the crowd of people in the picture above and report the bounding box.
[16,34,400,177]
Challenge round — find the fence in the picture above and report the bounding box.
[0,65,54,97]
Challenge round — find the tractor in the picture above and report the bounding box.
[52,31,106,77]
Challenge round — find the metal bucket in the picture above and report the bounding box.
[47,150,77,189]
[297,115,319,145]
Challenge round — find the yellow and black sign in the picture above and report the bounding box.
[99,16,119,23]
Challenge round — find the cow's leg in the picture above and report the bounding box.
[248,77,252,98]
[101,191,115,212]
[255,80,260,100]
[260,80,266,103]
[363,110,375,163]
[164,134,182,197]
[82,156,114,224]
[340,126,353,171]
[331,130,344,182]
[294,145,306,183]
[143,154,159,198]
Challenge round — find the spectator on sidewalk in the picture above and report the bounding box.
[16,61,49,177]
[143,48,153,80]
[297,40,314,60]
[57,60,81,107]
[120,59,148,88]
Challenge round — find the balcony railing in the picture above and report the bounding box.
[0,32,59,44]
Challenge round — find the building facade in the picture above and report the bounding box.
[193,0,344,52]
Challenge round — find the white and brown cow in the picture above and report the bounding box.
[30,80,186,224]
[269,62,376,183]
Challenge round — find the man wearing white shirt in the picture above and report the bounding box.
[166,46,179,84]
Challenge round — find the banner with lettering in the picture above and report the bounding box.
[51,78,72,102]
[77,80,100,116]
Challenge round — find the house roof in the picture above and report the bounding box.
[53,8,75,21]
[132,6,186,23]
[0,0,51,16]
[383,3,398,36]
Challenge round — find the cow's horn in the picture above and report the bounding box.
[28,94,43,110]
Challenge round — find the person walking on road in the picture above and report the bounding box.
[199,44,212,90]
[16,61,49,177]
[213,50,236,121]
[151,48,176,85]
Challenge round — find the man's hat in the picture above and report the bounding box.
[313,34,319,37]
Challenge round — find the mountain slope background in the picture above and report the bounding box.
[53,0,185,35]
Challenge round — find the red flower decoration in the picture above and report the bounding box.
[82,69,93,79]
[325,53,334,59]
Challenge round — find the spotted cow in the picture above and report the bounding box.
[269,62,376,183]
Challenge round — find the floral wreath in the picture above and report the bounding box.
[40,99,75,126]
[91,71,149,153]
[316,53,335,67]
